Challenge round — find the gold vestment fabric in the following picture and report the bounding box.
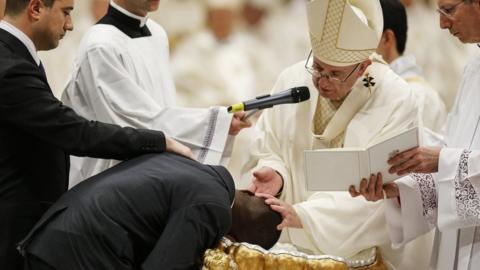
[203,239,387,270]
[312,96,345,148]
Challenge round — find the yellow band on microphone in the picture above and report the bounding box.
[228,103,245,113]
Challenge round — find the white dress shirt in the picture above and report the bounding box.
[0,20,40,65]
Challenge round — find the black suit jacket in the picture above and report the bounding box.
[0,29,167,269]
[20,153,235,270]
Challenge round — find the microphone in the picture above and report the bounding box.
[227,86,310,113]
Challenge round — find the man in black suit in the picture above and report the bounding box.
[19,153,282,270]
[0,0,194,269]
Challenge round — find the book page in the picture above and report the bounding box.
[304,150,369,191]
[367,127,419,183]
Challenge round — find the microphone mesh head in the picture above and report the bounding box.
[292,86,310,102]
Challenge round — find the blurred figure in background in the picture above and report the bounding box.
[225,0,284,182]
[377,0,447,132]
[171,0,258,181]
[236,0,281,94]
[401,0,476,110]
[263,0,310,68]
[150,0,205,50]
[171,0,256,108]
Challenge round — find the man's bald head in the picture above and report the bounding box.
[229,191,282,250]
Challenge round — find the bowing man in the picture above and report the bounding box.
[19,153,282,270]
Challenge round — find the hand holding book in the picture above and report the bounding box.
[387,146,441,175]
[348,173,400,202]
[348,145,441,202]
[304,127,419,191]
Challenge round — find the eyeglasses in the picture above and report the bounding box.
[304,51,360,84]
[437,0,465,19]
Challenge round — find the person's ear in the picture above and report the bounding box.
[358,59,373,75]
[384,29,397,51]
[379,31,388,46]
[28,0,44,21]
[377,31,388,55]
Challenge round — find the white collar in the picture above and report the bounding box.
[111,1,148,27]
[0,21,40,65]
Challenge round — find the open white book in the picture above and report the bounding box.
[304,127,419,191]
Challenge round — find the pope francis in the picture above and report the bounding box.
[242,0,432,269]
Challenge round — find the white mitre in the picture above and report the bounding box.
[307,0,384,66]
[205,0,242,9]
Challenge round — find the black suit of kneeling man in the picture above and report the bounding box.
[18,153,282,270]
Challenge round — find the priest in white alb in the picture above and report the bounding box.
[350,1,480,269]
[62,0,250,187]
[242,0,432,268]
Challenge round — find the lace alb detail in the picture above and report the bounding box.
[454,150,480,225]
[412,173,438,225]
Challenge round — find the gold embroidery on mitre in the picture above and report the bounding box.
[310,0,376,64]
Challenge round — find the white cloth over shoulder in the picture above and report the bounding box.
[385,50,480,270]
[63,20,233,188]
[390,55,447,133]
[243,54,432,269]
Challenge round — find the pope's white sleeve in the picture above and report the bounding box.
[249,107,291,197]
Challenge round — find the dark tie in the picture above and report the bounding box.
[38,61,46,78]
